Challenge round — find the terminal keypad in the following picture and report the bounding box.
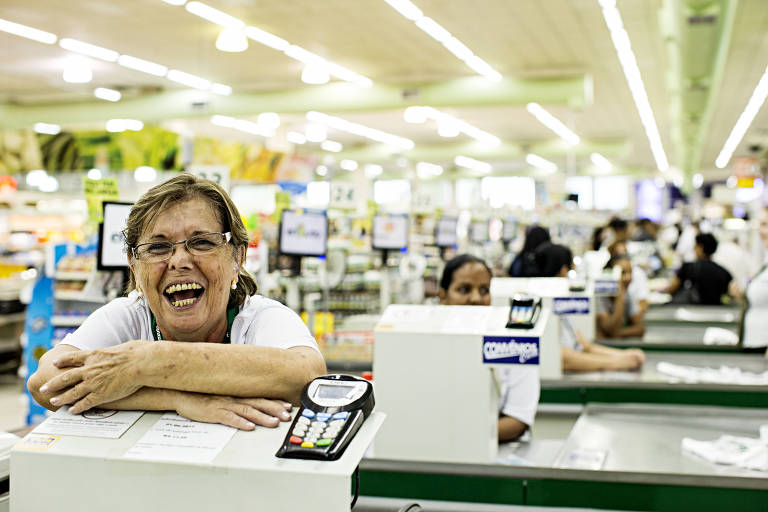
[288,409,350,448]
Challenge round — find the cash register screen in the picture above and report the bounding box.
[315,385,354,400]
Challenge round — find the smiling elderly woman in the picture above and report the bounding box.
[27,174,326,430]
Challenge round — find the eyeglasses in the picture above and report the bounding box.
[132,232,232,262]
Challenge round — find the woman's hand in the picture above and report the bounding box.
[40,340,151,414]
[174,393,293,430]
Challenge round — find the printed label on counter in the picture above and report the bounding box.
[482,336,540,365]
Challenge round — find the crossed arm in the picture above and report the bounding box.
[27,341,327,430]
[596,290,646,339]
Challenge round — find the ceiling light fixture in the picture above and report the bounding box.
[598,0,669,172]
[59,38,119,62]
[301,63,330,85]
[403,106,500,145]
[33,123,61,135]
[526,103,580,145]
[715,65,768,168]
[382,0,501,82]
[321,140,343,152]
[244,26,289,51]
[87,168,102,180]
[39,176,59,193]
[94,87,122,102]
[161,0,187,5]
[526,153,557,173]
[340,159,358,171]
[455,155,492,174]
[287,132,307,145]
[210,83,232,96]
[210,115,236,128]
[257,113,280,131]
[26,170,48,187]
[0,18,57,44]
[590,152,613,173]
[416,161,443,179]
[210,114,275,137]
[134,166,157,183]
[307,111,415,150]
[167,69,211,90]
[117,55,168,76]
[305,124,328,143]
[316,165,329,176]
[62,57,93,84]
[215,27,248,52]
[106,119,143,132]
[364,164,384,178]
[184,1,244,29]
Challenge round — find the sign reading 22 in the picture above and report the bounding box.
[193,171,223,184]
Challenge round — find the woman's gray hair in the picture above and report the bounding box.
[123,173,257,307]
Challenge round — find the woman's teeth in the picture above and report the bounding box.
[172,298,196,307]
[165,283,201,294]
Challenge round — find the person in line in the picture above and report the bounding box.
[606,240,649,323]
[509,225,550,277]
[532,243,646,372]
[596,255,646,339]
[738,206,768,356]
[439,254,538,442]
[667,233,732,305]
[28,173,327,431]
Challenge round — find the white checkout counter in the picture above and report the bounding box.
[372,304,556,464]
[10,410,384,512]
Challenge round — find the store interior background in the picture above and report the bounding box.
[0,0,767,434]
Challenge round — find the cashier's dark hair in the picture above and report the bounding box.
[531,243,573,278]
[123,173,257,307]
[440,254,492,291]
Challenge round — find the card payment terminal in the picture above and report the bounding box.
[276,374,374,461]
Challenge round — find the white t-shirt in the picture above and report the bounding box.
[496,367,539,429]
[743,265,768,348]
[560,316,581,351]
[61,291,320,352]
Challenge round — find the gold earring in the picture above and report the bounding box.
[231,279,237,290]
[136,285,143,297]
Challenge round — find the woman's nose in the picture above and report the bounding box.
[167,243,193,268]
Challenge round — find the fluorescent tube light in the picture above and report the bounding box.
[134,166,157,183]
[526,153,557,173]
[185,1,244,29]
[321,140,343,152]
[162,0,187,5]
[211,115,237,128]
[340,159,358,171]
[415,17,451,42]
[382,0,423,21]
[464,55,502,82]
[455,155,492,174]
[307,111,415,150]
[118,55,168,76]
[87,168,102,180]
[715,65,768,168]
[316,165,329,176]
[94,87,121,102]
[364,164,384,178]
[244,26,289,51]
[216,27,248,52]
[59,38,119,62]
[526,103,580,145]
[590,152,613,173]
[416,161,443,179]
[106,119,143,132]
[167,69,211,90]
[284,45,323,65]
[0,18,57,44]
[210,83,232,95]
[405,106,500,146]
[599,1,668,172]
[305,124,328,142]
[301,63,330,85]
[257,113,280,131]
[287,132,307,144]
[33,123,61,135]
[62,57,92,83]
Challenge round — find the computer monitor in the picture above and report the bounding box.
[435,217,458,248]
[372,214,408,251]
[279,209,328,257]
[97,201,133,271]
[502,217,518,243]
[469,220,488,244]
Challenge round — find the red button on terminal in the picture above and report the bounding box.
[289,435,303,445]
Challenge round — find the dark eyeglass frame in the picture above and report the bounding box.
[131,232,232,261]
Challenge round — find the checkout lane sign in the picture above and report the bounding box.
[482,336,540,365]
[553,297,590,315]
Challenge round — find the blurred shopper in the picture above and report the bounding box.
[607,240,649,317]
[633,218,658,242]
[532,244,646,372]
[508,225,550,277]
[740,207,768,356]
[608,217,630,244]
[596,255,646,339]
[667,233,732,305]
[440,254,538,442]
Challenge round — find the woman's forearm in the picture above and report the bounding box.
[141,343,326,404]
[99,387,181,411]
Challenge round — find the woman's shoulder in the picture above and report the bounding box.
[237,295,299,319]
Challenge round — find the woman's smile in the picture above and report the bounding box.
[163,281,205,309]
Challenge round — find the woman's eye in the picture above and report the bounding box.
[457,286,471,294]
[189,238,216,250]
[147,243,170,254]
[480,287,489,295]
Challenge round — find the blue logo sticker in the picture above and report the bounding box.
[553,297,590,315]
[482,336,539,365]
[594,279,619,294]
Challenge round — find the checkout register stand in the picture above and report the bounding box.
[10,409,384,511]
[361,302,767,512]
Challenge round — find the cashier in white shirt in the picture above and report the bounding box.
[439,254,539,442]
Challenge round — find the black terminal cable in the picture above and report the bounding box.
[350,465,360,508]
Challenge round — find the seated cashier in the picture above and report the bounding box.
[28,173,327,430]
[595,255,646,339]
[532,243,646,372]
[439,254,539,443]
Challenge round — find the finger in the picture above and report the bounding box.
[49,382,90,408]
[69,393,100,415]
[229,403,281,428]
[213,409,257,431]
[239,398,293,422]
[40,368,84,394]
[53,351,88,368]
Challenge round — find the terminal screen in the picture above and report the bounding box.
[279,209,328,257]
[315,385,354,400]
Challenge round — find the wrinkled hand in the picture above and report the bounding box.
[616,348,645,370]
[175,393,293,430]
[41,340,150,414]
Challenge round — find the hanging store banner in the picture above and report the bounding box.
[83,177,119,223]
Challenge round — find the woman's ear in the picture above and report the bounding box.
[438,289,447,304]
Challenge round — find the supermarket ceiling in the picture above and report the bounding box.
[1,0,768,181]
